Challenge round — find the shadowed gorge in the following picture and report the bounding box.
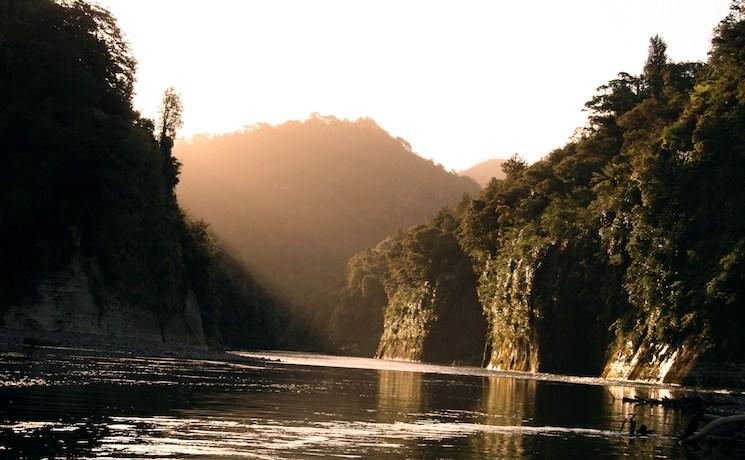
[175,116,480,343]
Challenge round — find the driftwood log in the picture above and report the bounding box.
[622,393,744,412]
[680,412,745,455]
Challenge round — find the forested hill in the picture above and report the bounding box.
[175,117,480,331]
[333,4,745,386]
[0,0,284,349]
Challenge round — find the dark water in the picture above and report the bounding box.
[0,348,703,459]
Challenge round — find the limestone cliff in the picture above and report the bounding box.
[335,214,488,365]
[376,283,437,362]
[601,327,745,387]
[375,273,487,366]
[602,335,705,383]
[476,232,744,386]
[477,234,625,377]
[1,253,205,348]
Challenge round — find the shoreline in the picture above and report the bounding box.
[3,328,744,399]
[0,327,267,366]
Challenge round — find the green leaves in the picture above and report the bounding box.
[335,6,745,370]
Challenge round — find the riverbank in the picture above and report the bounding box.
[0,327,270,365]
[0,346,708,459]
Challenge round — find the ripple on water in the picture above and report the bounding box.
[74,414,675,459]
[0,348,693,459]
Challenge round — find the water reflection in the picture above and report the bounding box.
[0,349,694,459]
[377,370,423,422]
[473,376,536,458]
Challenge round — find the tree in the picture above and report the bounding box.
[644,35,668,98]
[157,87,183,190]
[1,0,139,304]
[158,87,183,146]
[501,153,528,179]
[584,72,645,130]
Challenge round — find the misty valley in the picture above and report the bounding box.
[3,1,745,459]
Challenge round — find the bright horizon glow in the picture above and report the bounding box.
[96,0,731,170]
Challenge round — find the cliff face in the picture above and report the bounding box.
[0,2,213,351]
[477,237,542,373]
[341,221,743,385]
[1,253,205,348]
[601,327,745,387]
[376,283,437,362]
[477,234,621,376]
[336,214,488,365]
[375,272,487,366]
[476,233,744,386]
[602,335,705,383]
[343,205,743,385]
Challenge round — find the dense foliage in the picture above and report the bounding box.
[0,0,281,347]
[0,0,183,319]
[336,3,745,376]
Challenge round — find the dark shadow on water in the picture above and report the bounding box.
[0,349,694,459]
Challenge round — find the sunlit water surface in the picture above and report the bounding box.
[0,348,702,459]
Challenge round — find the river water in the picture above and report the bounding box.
[0,347,701,459]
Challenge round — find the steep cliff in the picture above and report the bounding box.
[334,212,487,365]
[1,252,205,348]
[477,233,623,376]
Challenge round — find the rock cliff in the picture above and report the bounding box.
[1,253,205,349]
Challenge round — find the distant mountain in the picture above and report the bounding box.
[175,115,480,338]
[460,158,508,186]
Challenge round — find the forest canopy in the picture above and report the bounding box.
[332,2,745,379]
[0,0,284,347]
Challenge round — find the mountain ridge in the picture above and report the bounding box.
[459,157,508,187]
[176,115,480,337]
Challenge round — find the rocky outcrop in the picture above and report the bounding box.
[365,226,745,386]
[602,333,745,388]
[375,269,487,366]
[376,283,437,362]
[338,217,488,365]
[602,336,705,383]
[475,233,745,386]
[0,253,205,348]
[478,234,623,377]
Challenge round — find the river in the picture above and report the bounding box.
[0,347,699,459]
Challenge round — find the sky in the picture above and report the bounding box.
[96,0,732,170]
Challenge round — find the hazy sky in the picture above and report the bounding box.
[97,0,732,170]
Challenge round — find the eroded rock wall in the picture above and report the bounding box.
[1,253,205,347]
[478,235,623,377]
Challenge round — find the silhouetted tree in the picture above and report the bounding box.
[501,154,528,179]
[644,35,668,98]
[158,87,183,190]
